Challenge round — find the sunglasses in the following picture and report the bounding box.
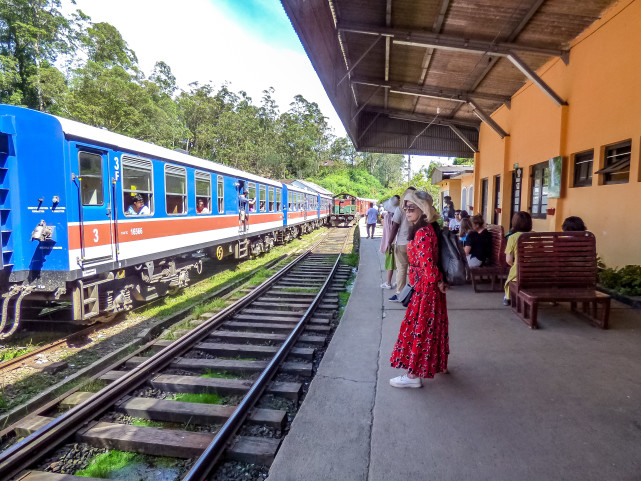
[403,205,417,212]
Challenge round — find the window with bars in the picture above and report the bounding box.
[276,189,282,211]
[259,185,266,212]
[596,140,631,185]
[573,150,594,187]
[195,171,211,214]
[269,187,274,211]
[248,182,257,212]
[165,165,187,215]
[217,175,224,213]
[530,162,549,219]
[122,156,154,216]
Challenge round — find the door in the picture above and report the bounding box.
[76,146,115,263]
[481,178,489,221]
[510,168,523,222]
[493,175,501,225]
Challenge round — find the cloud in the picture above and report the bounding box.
[71,0,346,135]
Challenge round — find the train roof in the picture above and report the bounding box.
[285,183,317,195]
[51,112,281,188]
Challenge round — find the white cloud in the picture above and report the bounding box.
[71,0,346,135]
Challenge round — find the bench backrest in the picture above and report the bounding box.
[516,231,597,289]
[486,224,507,267]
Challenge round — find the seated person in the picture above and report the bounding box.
[562,216,586,231]
[126,194,150,215]
[503,211,533,305]
[448,209,462,233]
[463,214,492,268]
[196,199,209,214]
[458,217,473,243]
[259,201,265,212]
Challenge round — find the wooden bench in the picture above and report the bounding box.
[470,224,510,292]
[508,231,610,329]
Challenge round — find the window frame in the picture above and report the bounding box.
[217,175,224,213]
[268,187,274,212]
[530,161,549,219]
[195,170,212,215]
[122,156,154,216]
[276,188,282,211]
[78,150,104,206]
[600,140,631,185]
[259,185,267,212]
[164,164,187,216]
[572,149,594,188]
[248,182,257,213]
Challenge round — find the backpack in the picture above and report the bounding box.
[436,227,468,286]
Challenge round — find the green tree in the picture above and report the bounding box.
[0,0,78,110]
[453,157,474,165]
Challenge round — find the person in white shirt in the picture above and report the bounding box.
[387,187,416,302]
[448,210,462,233]
[126,194,150,215]
[365,202,379,238]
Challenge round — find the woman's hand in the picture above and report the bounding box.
[437,281,450,293]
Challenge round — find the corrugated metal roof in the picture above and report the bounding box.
[282,0,617,156]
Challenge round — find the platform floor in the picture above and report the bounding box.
[267,221,641,481]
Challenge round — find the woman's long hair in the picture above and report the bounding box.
[408,214,429,241]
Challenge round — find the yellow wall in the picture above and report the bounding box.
[475,0,640,267]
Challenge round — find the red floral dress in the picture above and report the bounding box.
[390,224,449,378]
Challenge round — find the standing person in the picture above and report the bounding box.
[365,202,378,239]
[504,211,533,305]
[380,195,400,289]
[390,190,449,388]
[464,214,492,268]
[388,187,416,302]
[442,195,455,224]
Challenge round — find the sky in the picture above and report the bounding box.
[69,0,447,174]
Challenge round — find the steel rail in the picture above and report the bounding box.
[0,233,331,480]
[184,229,352,480]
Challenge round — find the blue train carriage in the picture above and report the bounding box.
[0,105,285,329]
[288,179,333,224]
[282,183,323,237]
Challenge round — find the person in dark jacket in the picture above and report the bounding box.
[463,214,492,268]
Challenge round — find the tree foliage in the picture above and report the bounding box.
[0,2,409,191]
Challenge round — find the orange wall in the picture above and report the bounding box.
[475,0,641,267]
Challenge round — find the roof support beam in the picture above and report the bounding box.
[350,76,511,103]
[468,100,508,139]
[370,107,481,130]
[337,34,382,86]
[337,22,568,58]
[357,112,381,142]
[352,85,382,121]
[506,52,567,106]
[449,125,479,153]
[408,113,439,150]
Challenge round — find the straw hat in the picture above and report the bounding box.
[383,195,400,212]
[404,190,440,223]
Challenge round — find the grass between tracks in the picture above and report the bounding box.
[75,450,177,478]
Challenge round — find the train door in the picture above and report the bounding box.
[72,144,114,263]
[74,145,115,263]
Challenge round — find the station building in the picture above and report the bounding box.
[283,0,637,269]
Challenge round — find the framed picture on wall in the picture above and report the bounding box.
[548,156,563,198]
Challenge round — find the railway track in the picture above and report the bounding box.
[0,226,355,481]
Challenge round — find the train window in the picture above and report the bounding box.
[248,182,256,212]
[269,187,274,211]
[276,189,281,211]
[78,151,103,206]
[123,156,154,216]
[259,185,266,212]
[195,171,211,214]
[165,165,187,215]
[217,175,224,213]
[288,191,293,210]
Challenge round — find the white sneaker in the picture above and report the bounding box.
[380,282,392,289]
[389,374,422,388]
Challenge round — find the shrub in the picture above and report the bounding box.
[599,265,641,297]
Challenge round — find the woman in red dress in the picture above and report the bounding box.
[390,190,449,388]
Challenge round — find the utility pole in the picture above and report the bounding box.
[407,154,412,183]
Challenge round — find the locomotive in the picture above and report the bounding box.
[0,106,332,337]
